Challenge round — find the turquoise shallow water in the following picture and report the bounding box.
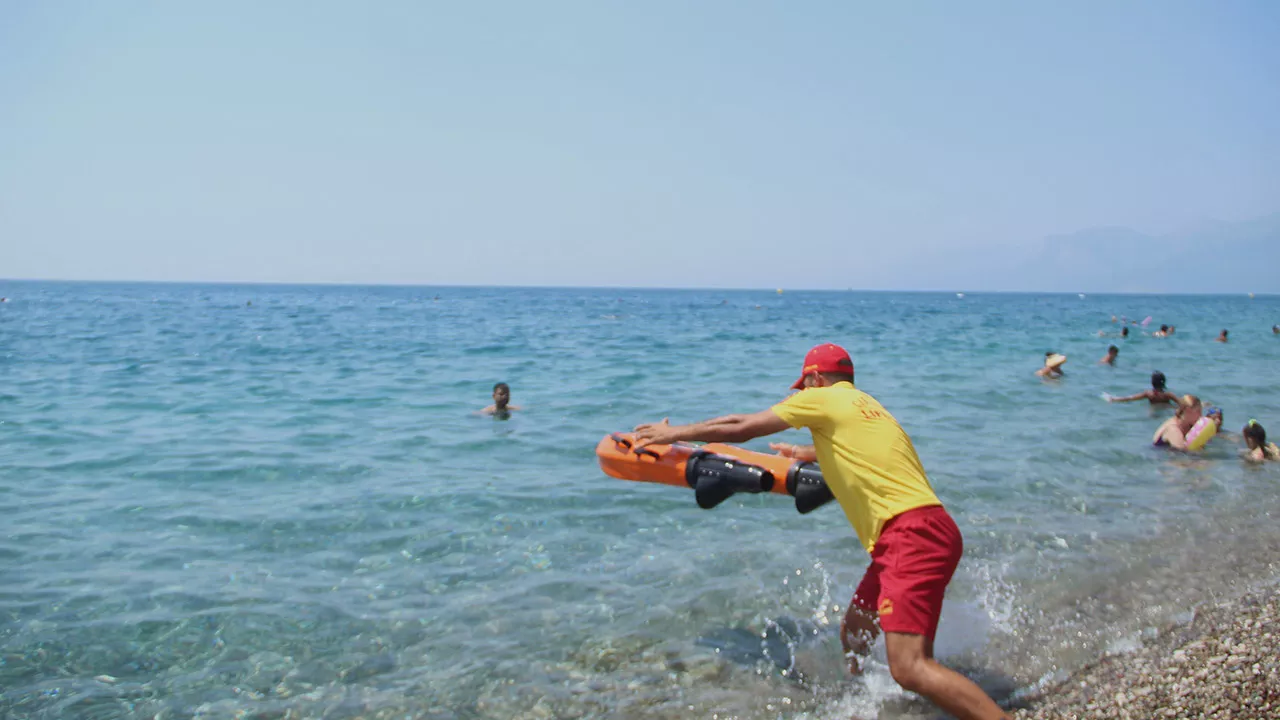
[1,281,1279,719]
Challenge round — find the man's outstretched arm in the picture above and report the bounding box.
[634,410,791,448]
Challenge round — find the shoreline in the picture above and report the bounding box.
[1011,581,1280,719]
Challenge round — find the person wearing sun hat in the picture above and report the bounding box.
[1035,351,1067,378]
[632,343,1010,720]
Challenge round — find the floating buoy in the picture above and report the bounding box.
[776,288,784,295]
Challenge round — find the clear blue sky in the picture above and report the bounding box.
[2,1,1278,289]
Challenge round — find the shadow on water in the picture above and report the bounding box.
[696,616,816,680]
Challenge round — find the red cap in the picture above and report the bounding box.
[791,343,854,389]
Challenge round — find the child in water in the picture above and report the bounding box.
[1243,420,1280,462]
[1206,407,1225,432]
[1202,407,1234,443]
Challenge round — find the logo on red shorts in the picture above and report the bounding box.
[878,598,894,616]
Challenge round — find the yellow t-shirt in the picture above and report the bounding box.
[771,382,941,552]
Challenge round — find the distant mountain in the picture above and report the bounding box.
[912,212,1280,294]
[1026,212,1280,294]
[1014,226,1153,293]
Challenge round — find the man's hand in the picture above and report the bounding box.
[770,442,796,457]
[770,442,818,462]
[634,418,678,449]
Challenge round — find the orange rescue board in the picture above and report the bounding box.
[595,432,834,513]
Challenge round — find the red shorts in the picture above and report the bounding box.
[851,505,963,640]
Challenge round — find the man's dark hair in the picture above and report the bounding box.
[493,382,510,392]
[820,371,854,385]
[1151,371,1167,391]
[1108,345,1119,353]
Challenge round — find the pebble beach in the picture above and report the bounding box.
[1013,582,1280,719]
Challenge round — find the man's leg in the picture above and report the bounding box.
[885,632,1009,720]
[842,557,885,675]
[840,601,880,674]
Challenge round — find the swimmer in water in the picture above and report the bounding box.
[1152,324,1170,338]
[1273,325,1279,335]
[1099,345,1119,365]
[1216,329,1228,343]
[1121,327,1129,339]
[1152,395,1203,450]
[1243,420,1280,462]
[1035,352,1066,378]
[481,382,521,416]
[1107,371,1179,406]
[1202,407,1229,443]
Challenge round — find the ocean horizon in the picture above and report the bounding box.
[3,277,1276,297]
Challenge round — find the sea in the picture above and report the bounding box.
[2,281,1278,720]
